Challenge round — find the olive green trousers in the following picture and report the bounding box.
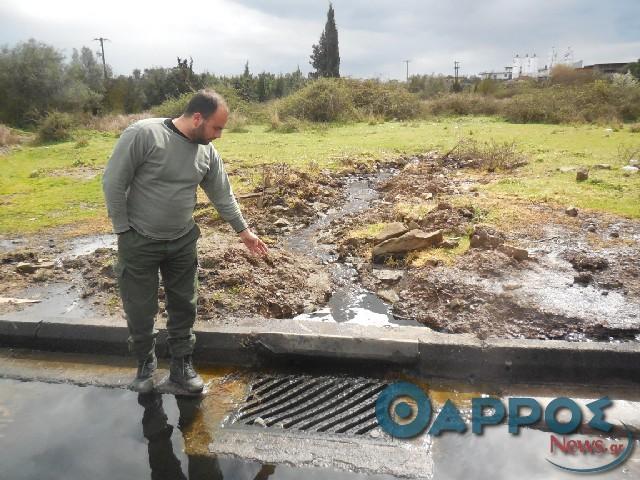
[115,224,200,361]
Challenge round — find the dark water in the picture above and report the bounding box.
[0,378,400,480]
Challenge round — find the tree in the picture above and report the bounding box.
[629,59,640,80]
[310,3,340,78]
[0,39,66,126]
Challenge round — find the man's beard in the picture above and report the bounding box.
[192,125,211,145]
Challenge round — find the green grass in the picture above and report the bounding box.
[1,117,639,235]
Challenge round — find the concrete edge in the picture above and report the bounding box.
[0,317,638,384]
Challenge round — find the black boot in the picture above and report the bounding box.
[131,352,157,393]
[169,354,204,393]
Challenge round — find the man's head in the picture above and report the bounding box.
[181,89,229,145]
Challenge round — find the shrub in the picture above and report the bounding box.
[444,138,527,172]
[81,112,151,133]
[226,112,249,133]
[277,78,356,122]
[629,123,640,133]
[346,79,422,120]
[152,85,249,118]
[0,124,22,147]
[426,94,501,116]
[502,82,640,124]
[37,111,73,142]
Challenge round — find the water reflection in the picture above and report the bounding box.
[138,392,276,480]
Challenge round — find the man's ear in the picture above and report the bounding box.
[192,112,203,127]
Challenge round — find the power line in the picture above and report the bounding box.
[93,37,110,80]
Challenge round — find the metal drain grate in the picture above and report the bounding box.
[226,374,388,436]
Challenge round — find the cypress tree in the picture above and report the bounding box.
[310,3,340,78]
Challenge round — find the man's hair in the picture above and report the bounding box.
[183,89,228,118]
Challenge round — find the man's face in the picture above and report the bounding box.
[191,108,228,145]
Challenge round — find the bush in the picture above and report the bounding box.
[275,78,424,122]
[629,123,640,133]
[0,124,22,147]
[502,82,640,124]
[277,78,356,122]
[226,112,249,133]
[426,94,501,116]
[346,79,422,120]
[37,111,73,142]
[81,112,151,133]
[444,138,527,171]
[152,86,249,118]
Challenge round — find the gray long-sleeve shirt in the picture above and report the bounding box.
[102,118,248,240]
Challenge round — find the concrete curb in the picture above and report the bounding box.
[0,316,638,384]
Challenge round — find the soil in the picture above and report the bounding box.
[1,155,639,342]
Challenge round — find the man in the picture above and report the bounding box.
[103,89,268,394]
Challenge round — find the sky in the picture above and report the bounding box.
[1,0,639,79]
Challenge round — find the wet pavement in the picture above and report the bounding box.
[0,349,638,479]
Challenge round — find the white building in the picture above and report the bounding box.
[512,54,539,78]
[479,48,583,81]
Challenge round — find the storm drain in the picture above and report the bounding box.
[225,374,389,436]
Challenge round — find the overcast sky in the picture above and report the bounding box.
[1,0,639,79]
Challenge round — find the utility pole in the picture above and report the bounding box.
[403,59,411,82]
[453,61,461,92]
[93,37,110,80]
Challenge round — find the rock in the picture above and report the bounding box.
[310,202,329,212]
[593,164,611,170]
[629,159,639,166]
[374,222,409,243]
[274,217,290,227]
[609,230,620,238]
[574,272,593,286]
[407,221,421,230]
[269,205,288,213]
[498,244,529,261]
[372,269,405,283]
[503,283,522,291]
[566,252,609,271]
[460,208,474,219]
[576,167,589,182]
[372,229,443,256]
[621,165,639,174]
[565,206,578,217]
[377,289,400,304]
[470,225,504,249]
[16,262,37,274]
[62,258,85,269]
[559,166,576,173]
[587,224,597,233]
[441,239,460,249]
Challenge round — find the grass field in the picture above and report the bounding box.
[1,117,639,235]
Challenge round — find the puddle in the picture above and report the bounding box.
[0,237,27,253]
[496,250,639,330]
[0,282,98,322]
[65,234,116,258]
[287,173,419,328]
[0,378,404,480]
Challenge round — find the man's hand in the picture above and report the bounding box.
[238,229,269,256]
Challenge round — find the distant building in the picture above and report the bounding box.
[479,48,583,81]
[479,67,513,81]
[581,62,632,75]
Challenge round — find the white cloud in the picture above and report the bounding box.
[0,0,638,78]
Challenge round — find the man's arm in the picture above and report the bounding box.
[200,148,269,256]
[199,148,249,234]
[102,124,147,234]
